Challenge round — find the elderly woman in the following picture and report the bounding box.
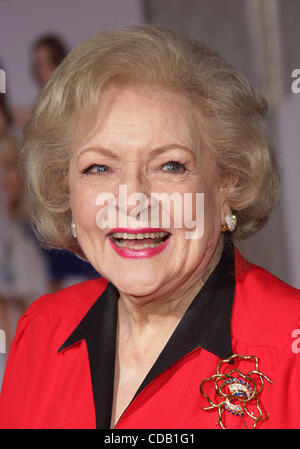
[0,26,299,430]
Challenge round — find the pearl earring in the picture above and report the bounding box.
[71,219,77,239]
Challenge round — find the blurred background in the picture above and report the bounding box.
[0,0,299,386]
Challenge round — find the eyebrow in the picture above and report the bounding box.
[149,144,195,158]
[77,144,196,161]
[77,146,119,161]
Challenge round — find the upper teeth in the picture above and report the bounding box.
[110,232,169,239]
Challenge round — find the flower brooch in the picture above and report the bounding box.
[199,354,272,429]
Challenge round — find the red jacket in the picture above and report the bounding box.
[0,241,300,429]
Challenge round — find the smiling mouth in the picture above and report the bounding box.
[108,231,171,249]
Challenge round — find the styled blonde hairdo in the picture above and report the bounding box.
[21,25,280,256]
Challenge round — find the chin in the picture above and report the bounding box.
[111,271,163,298]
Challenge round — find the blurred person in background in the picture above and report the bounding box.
[0,93,13,136]
[0,59,13,137]
[31,34,68,88]
[0,59,24,140]
[0,60,21,141]
[13,35,68,129]
[0,132,49,387]
[0,132,49,318]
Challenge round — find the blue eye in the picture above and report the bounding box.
[161,161,187,173]
[83,164,110,174]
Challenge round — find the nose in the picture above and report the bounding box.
[117,163,151,221]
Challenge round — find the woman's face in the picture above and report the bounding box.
[69,83,227,300]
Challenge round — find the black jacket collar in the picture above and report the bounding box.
[58,233,235,428]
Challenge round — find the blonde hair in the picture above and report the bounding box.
[21,25,280,255]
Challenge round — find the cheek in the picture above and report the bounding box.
[183,175,221,240]
[70,182,100,232]
[152,177,206,232]
[201,188,223,239]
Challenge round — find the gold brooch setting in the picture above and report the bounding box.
[199,354,272,429]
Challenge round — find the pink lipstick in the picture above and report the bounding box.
[107,228,171,259]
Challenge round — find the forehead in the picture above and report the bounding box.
[34,45,52,60]
[74,83,202,152]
